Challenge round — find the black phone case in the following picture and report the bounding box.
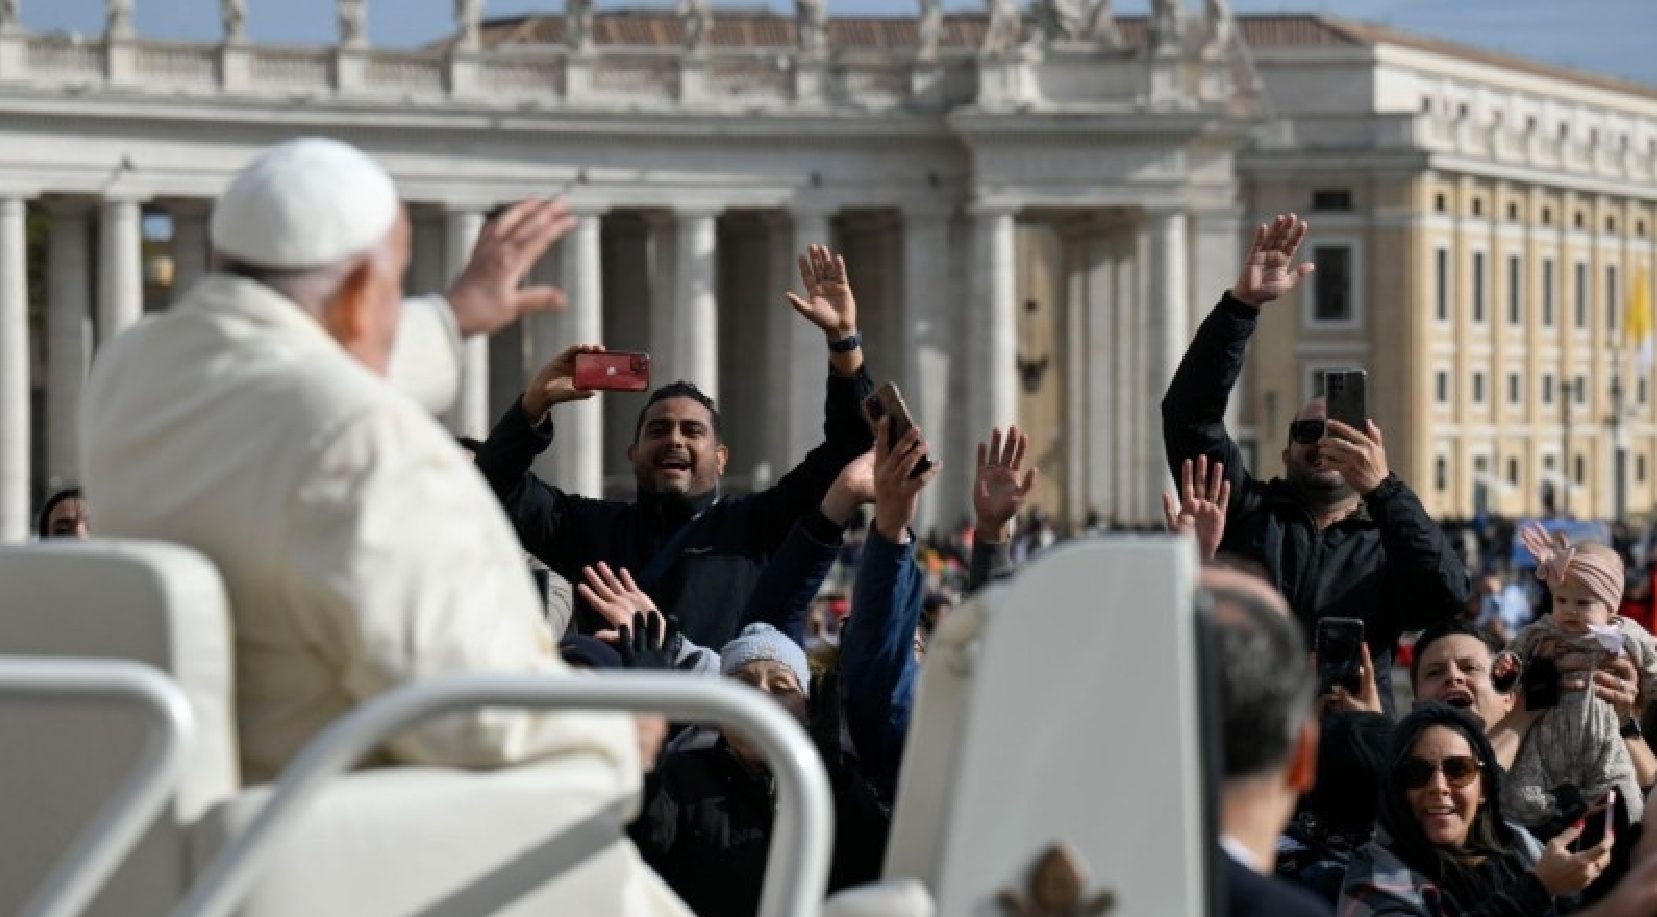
[1523,656,1562,710]
[1325,370,1368,433]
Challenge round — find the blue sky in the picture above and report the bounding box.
[18,0,1657,87]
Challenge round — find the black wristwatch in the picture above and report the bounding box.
[1622,718,1644,740]
[828,330,862,353]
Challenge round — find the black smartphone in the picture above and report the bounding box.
[1522,655,1562,710]
[862,382,934,479]
[1324,369,1368,436]
[1576,790,1617,852]
[1315,617,1365,695]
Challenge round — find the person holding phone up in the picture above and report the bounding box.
[1161,214,1470,715]
[475,245,875,651]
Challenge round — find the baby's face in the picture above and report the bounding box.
[1551,578,1613,634]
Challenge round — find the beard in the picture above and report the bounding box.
[1286,465,1356,510]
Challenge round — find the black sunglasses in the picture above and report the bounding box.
[1288,419,1326,445]
[1399,755,1483,790]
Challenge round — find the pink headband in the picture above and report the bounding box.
[1521,524,1624,612]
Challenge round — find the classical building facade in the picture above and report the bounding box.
[1239,16,1657,522]
[0,1,1653,543]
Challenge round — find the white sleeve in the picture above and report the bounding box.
[278,405,640,786]
[387,295,463,416]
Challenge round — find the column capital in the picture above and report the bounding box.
[670,201,724,220]
[966,196,1020,219]
[563,198,611,219]
[899,198,957,221]
[785,196,840,221]
[164,197,215,218]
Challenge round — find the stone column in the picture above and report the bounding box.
[170,201,211,299]
[46,203,93,486]
[1114,232,1143,521]
[0,196,27,542]
[902,202,953,531]
[97,196,144,346]
[1191,208,1242,428]
[444,208,487,438]
[645,214,678,384]
[1142,208,1189,516]
[968,202,1019,435]
[556,206,605,496]
[779,205,833,465]
[673,205,721,400]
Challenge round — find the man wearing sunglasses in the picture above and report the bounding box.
[1162,214,1470,714]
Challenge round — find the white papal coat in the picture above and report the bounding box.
[81,275,689,915]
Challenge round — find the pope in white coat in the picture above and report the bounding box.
[80,139,689,914]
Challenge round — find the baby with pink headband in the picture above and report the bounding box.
[1503,524,1657,830]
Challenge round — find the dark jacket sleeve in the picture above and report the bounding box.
[1161,294,1265,522]
[738,509,844,645]
[840,530,922,795]
[745,367,876,552]
[473,400,579,571]
[966,537,1013,594]
[1364,475,1472,630]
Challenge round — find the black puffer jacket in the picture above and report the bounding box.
[475,367,874,649]
[1162,295,1470,708]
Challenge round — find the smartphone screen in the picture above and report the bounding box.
[1522,655,1562,710]
[1315,617,1365,695]
[1577,790,1617,851]
[1324,370,1368,435]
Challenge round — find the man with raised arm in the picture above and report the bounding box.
[476,245,876,649]
[1161,213,1469,711]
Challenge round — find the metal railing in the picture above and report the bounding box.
[0,657,195,917]
[174,672,834,917]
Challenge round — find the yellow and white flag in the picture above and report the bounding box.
[1627,265,1654,370]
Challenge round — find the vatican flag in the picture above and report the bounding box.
[1628,265,1654,370]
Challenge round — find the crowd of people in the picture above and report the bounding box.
[34,137,1657,914]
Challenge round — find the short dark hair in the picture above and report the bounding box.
[1309,711,1393,836]
[633,381,721,442]
[1409,621,1503,692]
[37,486,83,539]
[1208,585,1316,780]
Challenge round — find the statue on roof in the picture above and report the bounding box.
[917,0,944,62]
[339,0,367,48]
[454,0,482,51]
[1202,0,1234,51]
[797,0,827,54]
[2,0,21,31]
[679,0,712,51]
[106,0,135,39]
[1084,0,1123,47]
[567,0,595,51]
[1036,0,1086,43]
[982,0,1022,54]
[222,0,247,44]
[1148,0,1183,54]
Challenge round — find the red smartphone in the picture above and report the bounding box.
[1576,789,1616,852]
[573,351,651,392]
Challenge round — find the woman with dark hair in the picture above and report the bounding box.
[1339,703,1611,915]
[36,487,88,539]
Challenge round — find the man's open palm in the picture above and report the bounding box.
[785,244,857,338]
[1232,213,1315,307]
[974,426,1036,538]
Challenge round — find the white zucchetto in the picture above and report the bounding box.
[210,137,400,271]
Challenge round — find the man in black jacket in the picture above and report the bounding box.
[1163,214,1469,711]
[476,245,874,649]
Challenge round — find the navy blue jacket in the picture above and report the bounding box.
[841,529,923,794]
[476,367,874,649]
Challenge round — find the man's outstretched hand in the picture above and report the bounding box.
[1162,455,1229,560]
[522,344,604,421]
[786,244,858,341]
[446,198,578,338]
[1231,213,1315,308]
[973,426,1036,543]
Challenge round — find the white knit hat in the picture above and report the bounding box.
[719,623,810,696]
[210,137,400,270]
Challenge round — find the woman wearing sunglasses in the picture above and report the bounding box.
[1339,704,1612,915]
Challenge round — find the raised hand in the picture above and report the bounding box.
[1161,455,1230,560]
[873,417,941,543]
[821,450,877,525]
[1321,420,1391,496]
[973,426,1037,542]
[608,610,681,671]
[521,344,604,421]
[1231,213,1315,308]
[446,198,579,337]
[785,244,858,340]
[577,562,656,631]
